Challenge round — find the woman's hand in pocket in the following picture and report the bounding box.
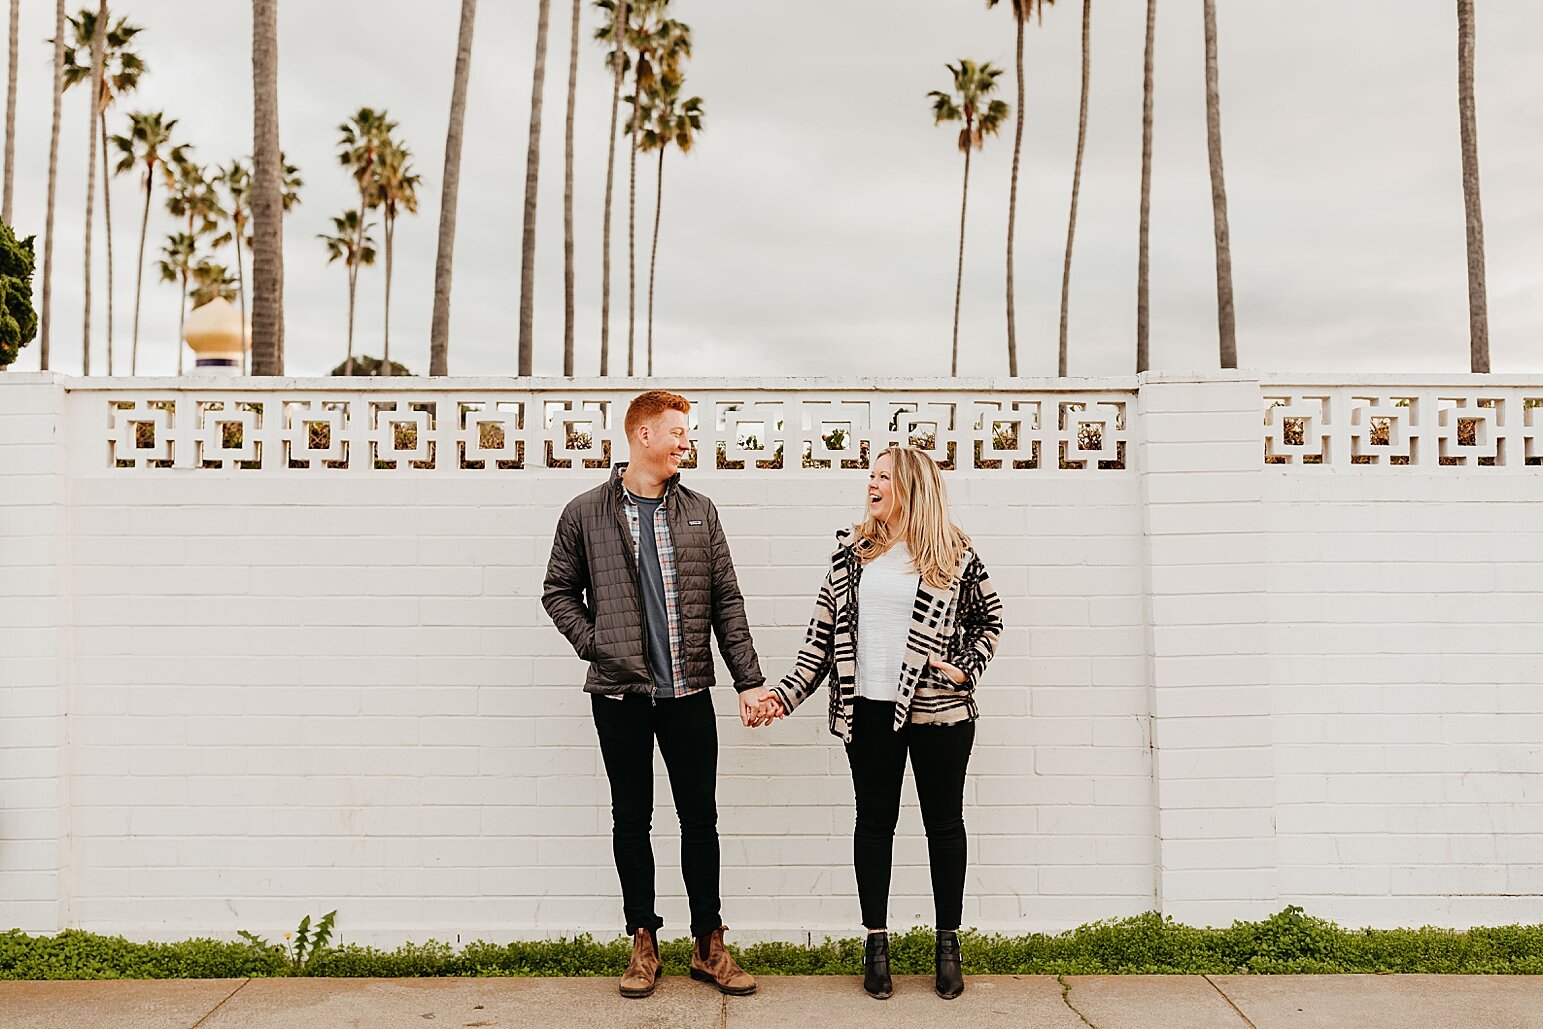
[928,655,967,686]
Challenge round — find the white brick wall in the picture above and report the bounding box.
[2,372,1541,944]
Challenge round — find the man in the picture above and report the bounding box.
[542,390,767,999]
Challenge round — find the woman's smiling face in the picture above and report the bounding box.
[867,451,897,526]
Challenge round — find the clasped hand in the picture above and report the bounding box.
[738,687,785,728]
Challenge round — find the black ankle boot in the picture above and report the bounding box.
[935,929,963,999]
[862,932,893,1000]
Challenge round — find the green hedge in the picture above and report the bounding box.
[4,908,1543,980]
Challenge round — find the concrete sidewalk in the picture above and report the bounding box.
[3,974,1542,1029]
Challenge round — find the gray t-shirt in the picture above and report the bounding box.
[628,490,676,698]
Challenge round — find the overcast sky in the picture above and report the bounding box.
[5,0,1541,378]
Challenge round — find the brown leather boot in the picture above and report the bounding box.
[688,925,756,996]
[618,928,661,998]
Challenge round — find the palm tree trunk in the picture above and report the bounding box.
[647,146,663,376]
[562,0,579,376]
[131,164,152,374]
[345,262,357,375]
[250,0,285,374]
[627,67,640,376]
[81,0,106,376]
[235,233,248,376]
[430,0,477,377]
[951,140,972,377]
[1136,0,1156,374]
[599,0,627,376]
[518,0,551,376]
[40,0,63,370]
[100,113,115,375]
[382,214,394,376]
[1203,0,1236,369]
[1004,7,1024,377]
[176,273,186,375]
[1059,0,1091,379]
[3,0,17,225]
[1457,0,1488,373]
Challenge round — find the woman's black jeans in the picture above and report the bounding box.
[591,689,722,939]
[845,696,975,931]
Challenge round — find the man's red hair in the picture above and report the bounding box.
[624,390,691,438]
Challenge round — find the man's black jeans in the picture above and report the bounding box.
[591,689,721,939]
[845,696,975,931]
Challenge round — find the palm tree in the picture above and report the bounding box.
[930,59,1009,376]
[189,258,236,308]
[319,209,378,377]
[1457,0,1487,372]
[250,0,284,375]
[1058,0,1090,377]
[986,0,1052,377]
[1202,0,1236,368]
[372,140,419,378]
[625,6,689,375]
[213,155,301,375]
[430,0,477,377]
[518,0,551,376]
[594,0,628,375]
[337,107,395,374]
[562,0,580,375]
[164,154,222,373]
[156,230,195,368]
[1136,0,1155,374]
[62,6,146,375]
[40,0,65,370]
[110,111,176,374]
[3,0,18,225]
[637,76,701,375]
[79,0,106,375]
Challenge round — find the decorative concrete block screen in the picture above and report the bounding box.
[2,372,1541,945]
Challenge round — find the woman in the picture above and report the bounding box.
[753,445,1003,1000]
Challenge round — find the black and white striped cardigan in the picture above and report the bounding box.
[770,528,1004,742]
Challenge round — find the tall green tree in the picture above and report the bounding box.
[930,59,1009,376]
[79,0,105,374]
[430,0,477,377]
[61,5,145,374]
[637,75,701,376]
[1136,0,1155,373]
[0,219,36,368]
[110,111,177,374]
[1203,0,1236,368]
[250,0,284,374]
[212,155,300,374]
[518,0,551,375]
[3,0,17,225]
[188,258,236,308]
[593,0,628,375]
[319,209,377,378]
[163,154,222,373]
[1058,0,1091,377]
[562,0,580,375]
[40,0,64,370]
[156,229,195,370]
[372,140,419,378]
[986,0,1052,377]
[1457,0,1487,372]
[337,107,395,375]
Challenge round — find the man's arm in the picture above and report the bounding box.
[706,503,764,692]
[542,502,594,660]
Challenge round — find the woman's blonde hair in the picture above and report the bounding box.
[853,446,969,589]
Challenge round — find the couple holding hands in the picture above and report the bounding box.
[542,391,1003,1002]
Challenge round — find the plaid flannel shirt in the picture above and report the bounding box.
[618,486,697,699]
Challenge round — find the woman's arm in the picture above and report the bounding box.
[950,553,1004,689]
[768,569,839,715]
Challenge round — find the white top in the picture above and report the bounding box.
[856,541,921,703]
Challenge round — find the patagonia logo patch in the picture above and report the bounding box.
[688,519,704,526]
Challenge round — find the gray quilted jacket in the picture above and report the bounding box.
[542,464,765,695]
